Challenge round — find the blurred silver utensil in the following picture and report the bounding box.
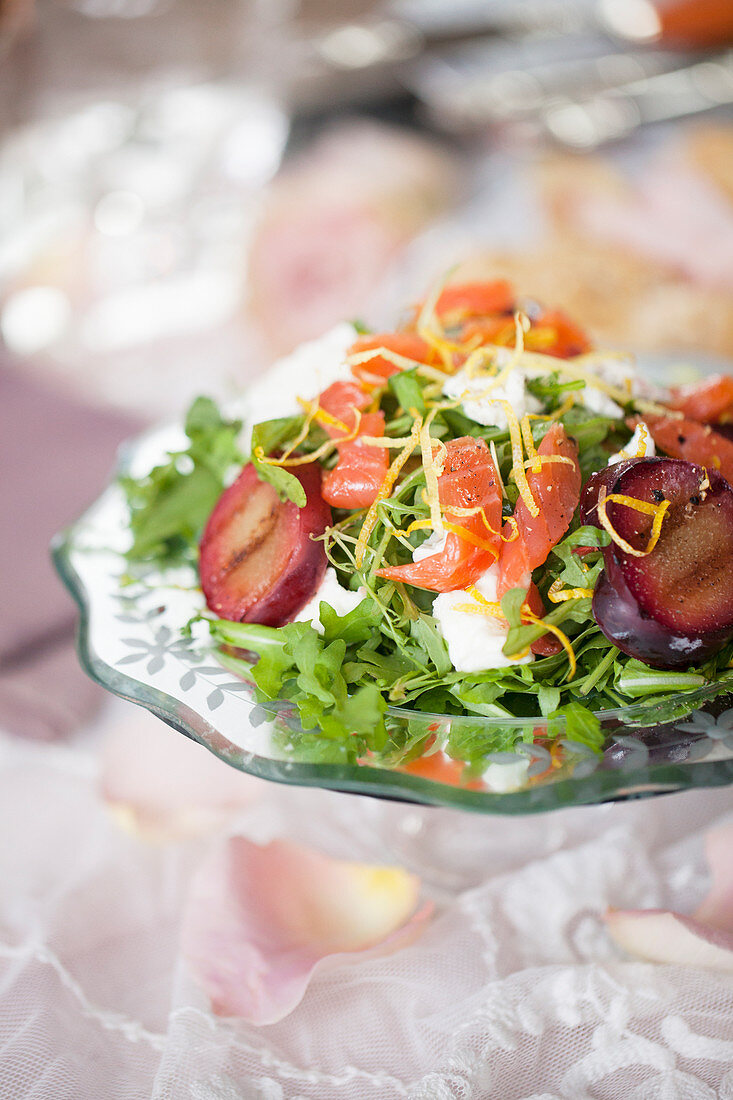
[310,0,733,77]
[405,35,697,132]
[542,50,733,148]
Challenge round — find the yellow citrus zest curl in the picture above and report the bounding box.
[596,488,670,558]
[491,399,540,518]
[297,396,350,436]
[441,522,498,555]
[548,579,595,603]
[521,413,542,474]
[634,422,649,458]
[521,454,576,471]
[355,416,423,567]
[489,439,506,500]
[420,409,445,535]
[454,585,505,619]
[501,516,520,543]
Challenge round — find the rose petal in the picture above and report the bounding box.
[100,711,262,840]
[694,821,733,933]
[606,820,733,971]
[606,909,733,973]
[181,837,431,1024]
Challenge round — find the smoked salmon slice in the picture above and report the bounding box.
[377,436,502,592]
[639,414,733,487]
[318,381,389,509]
[348,333,439,383]
[499,423,581,597]
[670,374,733,424]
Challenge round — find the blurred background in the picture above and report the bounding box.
[1,0,733,740]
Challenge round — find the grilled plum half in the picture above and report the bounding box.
[588,457,733,667]
[603,458,733,636]
[199,462,331,626]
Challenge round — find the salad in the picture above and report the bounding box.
[122,277,733,768]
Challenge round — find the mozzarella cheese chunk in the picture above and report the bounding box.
[431,564,532,673]
[608,420,656,466]
[237,323,357,437]
[580,386,625,419]
[442,366,541,430]
[293,568,366,634]
[579,355,662,418]
[483,757,530,793]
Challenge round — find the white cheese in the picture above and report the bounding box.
[578,354,662,417]
[442,365,541,430]
[293,567,366,634]
[238,323,357,439]
[608,420,656,466]
[431,564,532,673]
[580,386,625,419]
[483,757,530,793]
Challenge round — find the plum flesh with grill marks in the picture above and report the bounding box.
[199,462,331,626]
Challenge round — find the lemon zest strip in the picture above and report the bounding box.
[521,413,541,474]
[501,516,520,543]
[522,454,575,470]
[441,522,498,555]
[492,399,540,518]
[355,416,423,568]
[358,435,418,448]
[296,396,351,436]
[596,488,670,558]
[347,348,425,374]
[420,408,444,535]
[254,408,363,468]
[548,579,595,603]
[527,393,576,422]
[263,395,320,462]
[634,422,649,458]
[464,585,505,618]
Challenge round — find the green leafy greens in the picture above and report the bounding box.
[121,396,243,564]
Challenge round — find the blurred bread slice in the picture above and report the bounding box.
[685,124,733,205]
[466,127,733,359]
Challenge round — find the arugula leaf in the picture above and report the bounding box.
[210,619,296,697]
[253,459,307,507]
[616,661,707,698]
[319,684,388,751]
[503,599,581,658]
[121,396,242,564]
[549,701,604,753]
[320,597,382,645]
[389,369,426,416]
[537,684,561,717]
[250,416,308,506]
[409,615,451,676]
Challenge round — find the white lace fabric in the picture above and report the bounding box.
[1,701,732,1100]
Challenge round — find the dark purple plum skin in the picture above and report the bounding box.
[602,725,709,769]
[607,459,733,635]
[591,566,729,669]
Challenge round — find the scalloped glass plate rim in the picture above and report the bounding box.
[51,532,733,813]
